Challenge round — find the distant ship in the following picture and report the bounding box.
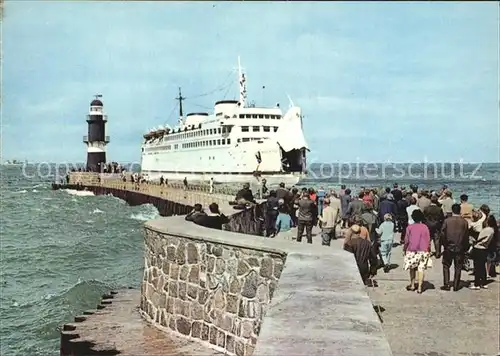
[3,160,26,166]
[140,58,309,186]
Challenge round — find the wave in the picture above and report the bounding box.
[32,189,38,193]
[130,204,159,221]
[91,208,104,214]
[9,278,111,310]
[63,189,95,197]
[14,189,27,194]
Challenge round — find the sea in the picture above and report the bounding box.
[1,162,499,356]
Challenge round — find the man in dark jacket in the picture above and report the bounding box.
[344,235,378,286]
[276,182,293,210]
[235,183,255,204]
[396,195,409,243]
[340,188,352,228]
[378,193,397,223]
[296,192,315,243]
[265,190,280,237]
[440,203,469,291]
[424,196,446,258]
[193,203,229,230]
[185,204,207,222]
[346,192,365,225]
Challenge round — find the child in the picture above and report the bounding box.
[376,213,395,273]
[275,199,293,239]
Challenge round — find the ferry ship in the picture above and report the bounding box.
[140,58,309,186]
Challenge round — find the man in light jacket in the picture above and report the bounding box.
[319,197,341,246]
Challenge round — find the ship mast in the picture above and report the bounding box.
[176,87,185,124]
[238,56,247,108]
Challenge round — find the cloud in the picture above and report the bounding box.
[2,1,498,163]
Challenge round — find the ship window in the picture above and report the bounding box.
[264,115,270,119]
[277,115,281,119]
[241,126,249,132]
[273,126,278,132]
[216,112,222,116]
[253,126,260,132]
[239,114,244,119]
[227,127,232,133]
[212,140,216,145]
[175,144,178,149]
[258,114,264,119]
[263,126,270,132]
[244,114,249,118]
[222,139,225,144]
[217,139,221,145]
[271,115,276,119]
[242,138,250,142]
[227,138,231,144]
[251,114,256,119]
[237,138,241,143]
[217,128,221,134]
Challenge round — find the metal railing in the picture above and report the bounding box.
[83,136,110,143]
[86,114,108,122]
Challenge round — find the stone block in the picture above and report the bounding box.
[178,282,187,300]
[179,265,189,281]
[240,320,253,338]
[207,256,216,273]
[229,277,241,294]
[177,243,186,265]
[247,257,260,267]
[169,263,180,279]
[198,288,208,305]
[201,323,210,341]
[209,325,218,345]
[168,281,178,298]
[259,257,273,279]
[187,284,198,300]
[191,320,202,338]
[188,265,200,284]
[186,243,199,264]
[215,258,226,274]
[217,329,226,348]
[256,284,269,303]
[237,260,250,276]
[226,294,238,314]
[226,334,235,354]
[176,316,191,335]
[166,297,174,314]
[241,271,258,298]
[235,340,245,356]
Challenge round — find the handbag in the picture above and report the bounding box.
[426,256,433,268]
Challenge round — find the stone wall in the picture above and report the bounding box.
[141,227,286,356]
[142,216,394,356]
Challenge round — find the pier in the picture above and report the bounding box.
[56,172,392,356]
[56,172,499,356]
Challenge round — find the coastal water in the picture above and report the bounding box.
[1,163,499,355]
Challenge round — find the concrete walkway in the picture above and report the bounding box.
[282,226,500,356]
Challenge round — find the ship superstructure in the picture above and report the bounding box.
[140,58,309,186]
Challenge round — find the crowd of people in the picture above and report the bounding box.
[213,181,500,293]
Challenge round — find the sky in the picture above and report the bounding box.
[2,1,499,164]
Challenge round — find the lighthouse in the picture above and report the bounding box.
[83,95,109,172]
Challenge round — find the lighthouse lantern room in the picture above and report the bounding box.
[83,94,110,172]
